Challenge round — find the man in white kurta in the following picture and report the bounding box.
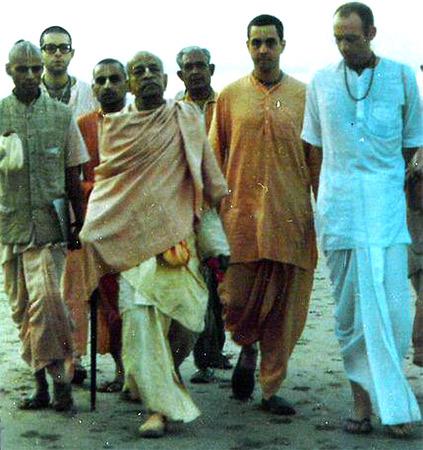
[40,26,98,118]
[302,2,422,437]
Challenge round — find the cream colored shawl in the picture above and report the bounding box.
[63,100,227,303]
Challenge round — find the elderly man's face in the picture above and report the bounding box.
[128,54,167,100]
[178,50,213,93]
[7,52,43,99]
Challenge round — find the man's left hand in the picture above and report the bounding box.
[409,148,423,178]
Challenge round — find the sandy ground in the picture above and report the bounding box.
[0,259,422,450]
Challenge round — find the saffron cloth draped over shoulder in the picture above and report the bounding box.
[62,100,228,303]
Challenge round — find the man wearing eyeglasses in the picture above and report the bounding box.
[40,25,97,118]
[0,40,88,412]
[40,25,97,384]
[70,59,128,394]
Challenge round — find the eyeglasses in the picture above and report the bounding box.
[94,74,124,85]
[41,43,72,54]
[14,65,43,74]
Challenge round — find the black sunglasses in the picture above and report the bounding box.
[41,43,72,54]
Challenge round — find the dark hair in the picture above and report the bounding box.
[94,58,127,76]
[247,14,284,41]
[40,26,72,47]
[334,2,374,35]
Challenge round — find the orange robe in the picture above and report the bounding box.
[209,73,317,397]
[63,101,228,316]
[70,110,121,356]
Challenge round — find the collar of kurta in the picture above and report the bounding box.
[183,89,217,110]
[250,72,285,93]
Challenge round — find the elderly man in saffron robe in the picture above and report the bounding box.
[62,51,227,438]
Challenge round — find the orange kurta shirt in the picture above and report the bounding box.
[209,74,316,270]
[77,110,102,207]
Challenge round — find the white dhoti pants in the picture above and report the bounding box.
[119,236,206,423]
[326,245,421,425]
[121,302,200,422]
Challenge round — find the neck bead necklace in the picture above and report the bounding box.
[343,54,376,102]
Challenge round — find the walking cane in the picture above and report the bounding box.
[90,288,100,411]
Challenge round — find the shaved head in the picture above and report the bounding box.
[8,40,41,64]
[6,40,43,103]
[126,51,167,110]
[127,51,163,73]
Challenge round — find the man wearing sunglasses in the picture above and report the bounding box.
[40,26,97,119]
[72,59,128,394]
[0,40,88,412]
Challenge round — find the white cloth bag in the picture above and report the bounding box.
[0,133,24,172]
[196,207,230,259]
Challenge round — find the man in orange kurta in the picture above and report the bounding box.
[71,59,127,389]
[209,14,320,415]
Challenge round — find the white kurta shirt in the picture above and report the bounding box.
[41,78,98,119]
[302,58,423,250]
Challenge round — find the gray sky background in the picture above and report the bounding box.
[0,0,421,98]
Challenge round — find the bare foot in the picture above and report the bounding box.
[139,413,166,438]
[343,417,373,434]
[97,378,124,393]
[349,382,372,421]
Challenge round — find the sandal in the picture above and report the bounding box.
[18,391,50,410]
[52,382,74,412]
[139,413,167,438]
[97,379,124,393]
[413,355,423,367]
[261,395,296,415]
[385,424,413,438]
[190,368,216,384]
[72,364,87,385]
[343,417,373,434]
[120,389,140,402]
